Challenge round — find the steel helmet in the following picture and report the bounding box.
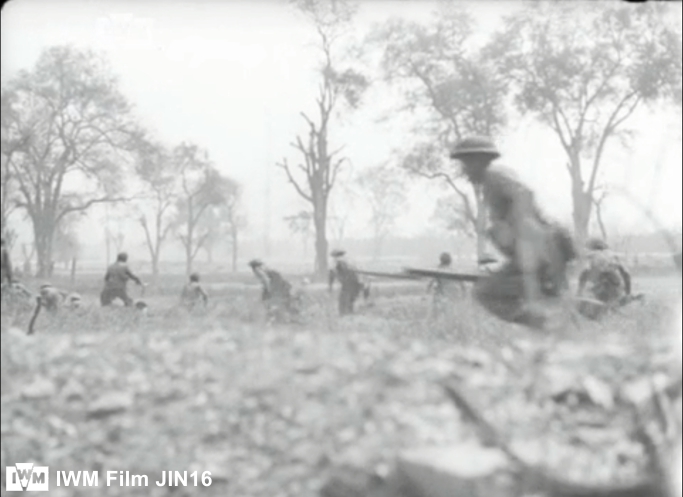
[586,237,608,251]
[439,252,452,266]
[450,137,500,160]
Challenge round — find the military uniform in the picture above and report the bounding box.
[250,260,295,322]
[100,255,143,306]
[329,250,363,316]
[451,137,576,329]
[428,252,463,318]
[181,274,209,310]
[577,239,631,318]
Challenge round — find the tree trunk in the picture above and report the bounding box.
[572,187,592,246]
[313,207,328,281]
[568,156,592,246]
[595,202,608,241]
[70,257,77,288]
[34,219,55,278]
[151,253,160,285]
[186,240,193,277]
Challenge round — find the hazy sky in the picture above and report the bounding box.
[2,0,682,254]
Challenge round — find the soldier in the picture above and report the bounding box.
[577,238,634,318]
[38,284,67,312]
[180,272,209,310]
[1,236,13,285]
[427,252,465,318]
[449,137,577,330]
[100,252,145,307]
[329,249,365,316]
[248,259,295,323]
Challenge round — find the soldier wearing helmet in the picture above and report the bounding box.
[249,259,295,323]
[329,249,366,316]
[577,238,632,317]
[181,272,209,310]
[427,251,465,317]
[100,252,145,307]
[450,137,576,329]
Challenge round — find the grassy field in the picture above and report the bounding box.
[1,272,681,496]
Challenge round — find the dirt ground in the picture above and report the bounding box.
[1,272,681,496]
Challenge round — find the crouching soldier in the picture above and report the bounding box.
[427,252,466,318]
[577,238,638,319]
[249,259,296,323]
[329,250,366,316]
[450,137,577,330]
[100,252,145,307]
[181,272,209,311]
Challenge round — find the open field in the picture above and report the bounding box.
[1,272,681,496]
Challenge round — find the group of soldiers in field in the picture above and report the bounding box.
[0,136,658,331]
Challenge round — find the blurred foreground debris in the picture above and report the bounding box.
[321,376,681,497]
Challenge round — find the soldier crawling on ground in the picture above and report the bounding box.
[328,249,370,317]
[100,252,145,307]
[249,259,297,323]
[449,136,577,330]
[577,237,641,319]
[180,272,209,311]
[37,283,82,312]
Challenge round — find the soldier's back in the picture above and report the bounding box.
[105,263,129,289]
[266,269,292,296]
[336,260,360,287]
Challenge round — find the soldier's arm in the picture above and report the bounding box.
[255,269,270,294]
[199,286,209,304]
[126,268,143,286]
[617,265,631,295]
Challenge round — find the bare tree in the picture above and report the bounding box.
[284,210,314,261]
[370,4,508,259]
[225,189,247,272]
[355,163,407,260]
[134,140,177,283]
[431,194,477,239]
[1,93,21,247]
[172,143,239,276]
[197,190,246,272]
[1,46,141,276]
[491,2,682,244]
[52,217,80,269]
[592,188,610,242]
[278,0,368,279]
